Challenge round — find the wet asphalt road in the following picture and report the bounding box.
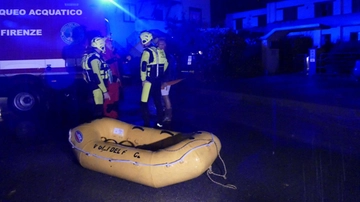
[1,78,360,202]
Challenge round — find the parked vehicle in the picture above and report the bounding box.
[0,0,108,115]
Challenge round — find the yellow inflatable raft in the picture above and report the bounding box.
[68,118,222,188]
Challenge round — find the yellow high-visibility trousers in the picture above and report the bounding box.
[93,88,104,105]
[141,82,152,102]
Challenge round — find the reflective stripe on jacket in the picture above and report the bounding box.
[140,47,168,81]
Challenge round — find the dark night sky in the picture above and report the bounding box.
[210,0,281,27]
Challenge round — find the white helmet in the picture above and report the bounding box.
[140,31,153,45]
[91,37,106,53]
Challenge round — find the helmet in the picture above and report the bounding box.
[91,37,106,53]
[140,31,153,45]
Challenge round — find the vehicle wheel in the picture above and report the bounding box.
[7,88,41,115]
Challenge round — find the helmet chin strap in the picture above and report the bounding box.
[95,48,104,54]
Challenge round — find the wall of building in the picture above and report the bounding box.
[226,0,360,44]
[101,0,211,50]
[297,3,315,19]
[343,25,360,41]
[225,9,266,29]
[182,0,211,27]
[225,0,360,74]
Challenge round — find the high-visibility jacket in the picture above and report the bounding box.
[140,46,168,82]
[82,52,109,93]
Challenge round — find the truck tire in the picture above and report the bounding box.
[7,87,41,116]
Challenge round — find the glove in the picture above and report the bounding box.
[103,92,111,100]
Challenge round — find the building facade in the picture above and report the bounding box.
[225,0,360,73]
[102,0,211,55]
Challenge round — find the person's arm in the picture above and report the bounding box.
[164,52,169,72]
[140,50,150,82]
[111,53,121,79]
[162,51,170,83]
[90,58,107,93]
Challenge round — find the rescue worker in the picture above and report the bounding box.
[82,37,110,120]
[139,31,168,127]
[102,37,121,119]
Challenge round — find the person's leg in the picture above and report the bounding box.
[161,86,172,122]
[104,82,119,119]
[141,82,152,127]
[140,101,150,127]
[161,85,171,109]
[93,104,104,120]
[92,89,104,120]
[152,81,164,127]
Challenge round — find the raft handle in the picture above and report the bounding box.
[132,126,145,131]
[160,130,175,136]
[101,137,118,144]
[119,140,135,147]
[101,137,136,147]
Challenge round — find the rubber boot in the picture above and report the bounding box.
[141,102,150,127]
[93,104,104,120]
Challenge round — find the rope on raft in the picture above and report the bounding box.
[206,141,237,190]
